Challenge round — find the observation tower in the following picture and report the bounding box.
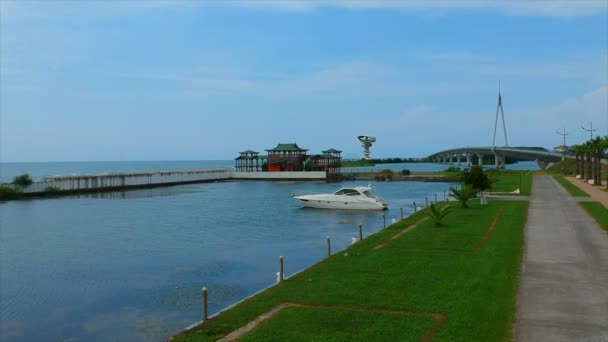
[357,136,376,160]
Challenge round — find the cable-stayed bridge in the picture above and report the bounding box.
[427,84,563,169]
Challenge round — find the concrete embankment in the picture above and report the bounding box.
[13,170,326,196]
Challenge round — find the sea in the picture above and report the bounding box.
[0,160,539,341]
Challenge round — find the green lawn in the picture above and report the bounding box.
[553,176,590,197]
[241,306,434,342]
[173,199,529,342]
[489,171,532,195]
[579,202,608,233]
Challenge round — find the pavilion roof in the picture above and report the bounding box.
[266,143,308,152]
[322,148,342,153]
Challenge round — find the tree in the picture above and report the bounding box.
[450,184,476,208]
[426,203,451,227]
[581,141,593,182]
[571,144,582,176]
[12,174,33,187]
[461,166,491,191]
[590,137,603,186]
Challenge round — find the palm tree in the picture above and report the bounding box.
[571,144,582,177]
[583,141,593,182]
[602,135,608,188]
[590,137,603,186]
[426,203,451,227]
[450,184,476,208]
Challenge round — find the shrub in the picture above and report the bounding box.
[12,174,33,187]
[0,185,22,200]
[445,166,461,173]
[378,169,394,180]
[426,203,451,227]
[44,186,63,195]
[461,166,491,191]
[401,169,411,175]
[450,184,476,208]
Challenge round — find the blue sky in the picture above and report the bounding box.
[1,0,607,162]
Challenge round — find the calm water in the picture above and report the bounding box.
[1,178,457,341]
[0,160,539,341]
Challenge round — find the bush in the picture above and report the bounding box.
[44,186,63,195]
[12,174,33,187]
[0,185,23,200]
[426,203,451,227]
[450,184,476,208]
[378,169,394,180]
[445,166,461,173]
[401,169,411,175]
[461,166,491,191]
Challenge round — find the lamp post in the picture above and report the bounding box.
[581,121,596,140]
[556,128,568,160]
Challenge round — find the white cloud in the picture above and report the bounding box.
[2,0,606,20]
[221,0,607,18]
[515,85,608,145]
[120,60,455,99]
[401,105,435,121]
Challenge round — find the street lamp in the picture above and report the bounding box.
[581,121,596,140]
[556,128,568,161]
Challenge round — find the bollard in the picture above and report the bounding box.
[413,202,417,212]
[425,197,429,208]
[400,207,403,220]
[202,287,208,321]
[327,237,331,257]
[359,224,363,241]
[279,256,284,282]
[383,214,386,228]
[435,193,437,203]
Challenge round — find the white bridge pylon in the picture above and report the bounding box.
[492,82,508,168]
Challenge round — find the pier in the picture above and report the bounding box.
[15,170,327,195]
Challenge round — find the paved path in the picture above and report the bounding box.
[515,175,608,341]
[565,176,608,208]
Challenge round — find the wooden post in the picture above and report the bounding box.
[359,224,363,241]
[400,207,403,220]
[426,197,428,208]
[279,256,284,282]
[413,202,417,212]
[434,193,437,203]
[383,214,386,228]
[202,287,208,321]
[444,191,446,201]
[326,237,331,257]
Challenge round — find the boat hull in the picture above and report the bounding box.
[293,197,388,210]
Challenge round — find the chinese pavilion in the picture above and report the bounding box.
[266,143,308,172]
[309,148,342,174]
[235,150,266,172]
[235,143,342,174]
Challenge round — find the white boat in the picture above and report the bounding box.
[293,186,389,210]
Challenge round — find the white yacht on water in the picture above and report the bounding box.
[293,185,389,210]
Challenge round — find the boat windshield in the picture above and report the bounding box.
[362,190,378,198]
[334,189,361,196]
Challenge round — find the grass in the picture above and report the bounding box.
[173,199,529,342]
[241,306,434,342]
[488,171,532,195]
[553,176,590,197]
[579,202,608,233]
[341,160,375,167]
[547,158,608,177]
